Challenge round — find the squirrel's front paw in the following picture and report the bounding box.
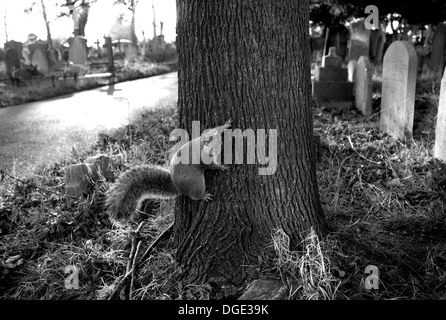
[218,164,230,171]
[224,119,233,128]
[202,192,213,202]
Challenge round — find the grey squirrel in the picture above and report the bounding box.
[105,120,231,221]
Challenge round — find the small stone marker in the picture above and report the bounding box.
[434,66,446,162]
[347,60,357,82]
[355,56,373,116]
[379,41,417,140]
[312,47,353,101]
[65,154,118,205]
[84,154,117,182]
[65,163,92,205]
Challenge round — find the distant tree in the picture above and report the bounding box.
[113,0,139,47]
[3,7,8,42]
[56,0,96,36]
[24,0,56,49]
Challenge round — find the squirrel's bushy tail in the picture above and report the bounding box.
[105,165,177,221]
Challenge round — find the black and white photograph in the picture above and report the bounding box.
[0,0,446,306]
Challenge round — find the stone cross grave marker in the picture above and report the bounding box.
[434,66,446,161]
[355,56,372,116]
[379,41,417,140]
[312,46,353,101]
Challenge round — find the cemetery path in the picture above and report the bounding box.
[0,72,178,178]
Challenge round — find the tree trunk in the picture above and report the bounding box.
[4,8,8,43]
[130,0,138,47]
[40,0,53,49]
[175,0,328,286]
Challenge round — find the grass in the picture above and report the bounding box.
[1,70,446,300]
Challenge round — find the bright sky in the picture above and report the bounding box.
[0,0,177,47]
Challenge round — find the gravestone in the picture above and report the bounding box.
[347,60,357,82]
[379,41,417,140]
[4,40,22,56]
[30,47,49,73]
[348,19,370,61]
[327,27,349,61]
[0,61,6,74]
[125,44,138,61]
[5,48,21,75]
[355,56,372,116]
[68,36,88,65]
[369,28,386,63]
[430,22,446,75]
[312,47,353,101]
[434,66,446,161]
[311,37,325,64]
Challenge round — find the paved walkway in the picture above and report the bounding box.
[0,72,178,177]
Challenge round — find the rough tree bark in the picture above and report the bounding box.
[175,0,328,286]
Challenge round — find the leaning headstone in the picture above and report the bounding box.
[430,22,446,75]
[355,56,373,116]
[379,41,417,140]
[30,47,49,73]
[434,67,446,161]
[5,49,20,75]
[347,60,357,82]
[312,47,353,101]
[348,19,370,61]
[68,36,88,65]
